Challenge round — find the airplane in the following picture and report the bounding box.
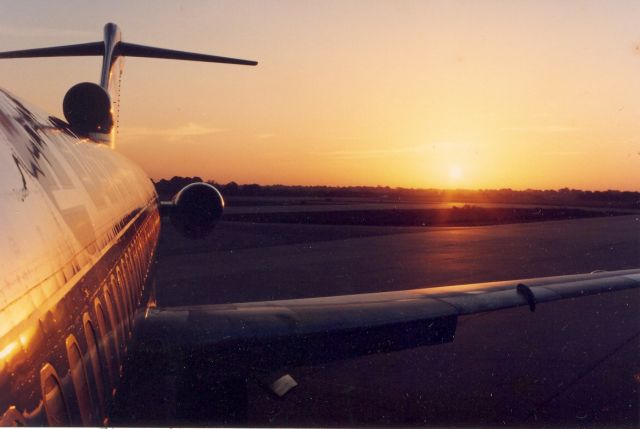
[0,22,638,426]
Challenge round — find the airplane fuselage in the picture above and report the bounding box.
[0,88,159,426]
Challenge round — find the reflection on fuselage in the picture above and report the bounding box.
[0,88,160,426]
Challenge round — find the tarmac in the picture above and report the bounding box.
[152,213,640,427]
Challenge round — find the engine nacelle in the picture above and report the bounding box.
[167,182,225,239]
[63,82,113,134]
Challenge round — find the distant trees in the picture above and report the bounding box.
[154,176,203,200]
[152,176,640,209]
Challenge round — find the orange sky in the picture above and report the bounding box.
[0,1,639,190]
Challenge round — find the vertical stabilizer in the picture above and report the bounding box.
[100,23,124,142]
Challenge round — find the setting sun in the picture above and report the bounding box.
[449,165,463,181]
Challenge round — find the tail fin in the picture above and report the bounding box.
[0,23,257,144]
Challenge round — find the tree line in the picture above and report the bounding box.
[154,176,640,209]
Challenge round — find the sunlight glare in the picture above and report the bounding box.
[449,165,463,181]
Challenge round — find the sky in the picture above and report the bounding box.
[0,0,638,190]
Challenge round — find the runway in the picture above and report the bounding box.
[152,214,640,426]
[224,200,637,214]
[157,214,639,305]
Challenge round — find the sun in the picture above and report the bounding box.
[449,165,463,180]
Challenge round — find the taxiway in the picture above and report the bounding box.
[152,213,639,426]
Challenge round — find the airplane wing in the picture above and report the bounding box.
[134,268,640,372]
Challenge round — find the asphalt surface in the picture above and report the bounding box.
[157,214,640,305]
[152,213,640,427]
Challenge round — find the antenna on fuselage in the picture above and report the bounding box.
[0,23,257,144]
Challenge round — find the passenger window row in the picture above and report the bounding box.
[39,210,160,426]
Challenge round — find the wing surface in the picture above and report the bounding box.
[134,269,640,369]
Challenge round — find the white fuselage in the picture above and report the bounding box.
[0,88,160,425]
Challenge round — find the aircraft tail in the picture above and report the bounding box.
[0,23,257,144]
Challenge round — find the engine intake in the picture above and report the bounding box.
[63,82,113,134]
[165,183,225,239]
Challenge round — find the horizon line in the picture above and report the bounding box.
[152,177,640,194]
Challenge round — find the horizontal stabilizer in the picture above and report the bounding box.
[119,42,257,66]
[0,42,104,59]
[0,41,257,66]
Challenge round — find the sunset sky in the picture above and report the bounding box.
[0,0,638,190]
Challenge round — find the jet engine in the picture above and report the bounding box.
[63,82,113,134]
[164,182,225,239]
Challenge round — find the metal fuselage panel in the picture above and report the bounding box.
[0,88,159,425]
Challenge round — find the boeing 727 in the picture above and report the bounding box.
[0,23,638,426]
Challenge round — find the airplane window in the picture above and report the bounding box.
[124,261,136,309]
[113,271,129,318]
[94,299,116,386]
[40,364,70,426]
[127,255,140,305]
[137,243,145,278]
[114,268,132,332]
[136,251,145,290]
[135,256,143,287]
[83,316,105,418]
[104,287,124,361]
[62,261,74,283]
[132,240,143,280]
[120,261,135,313]
[65,335,93,425]
[126,253,139,299]
[108,275,124,321]
[127,251,140,296]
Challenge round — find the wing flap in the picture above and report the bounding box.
[137,297,458,368]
